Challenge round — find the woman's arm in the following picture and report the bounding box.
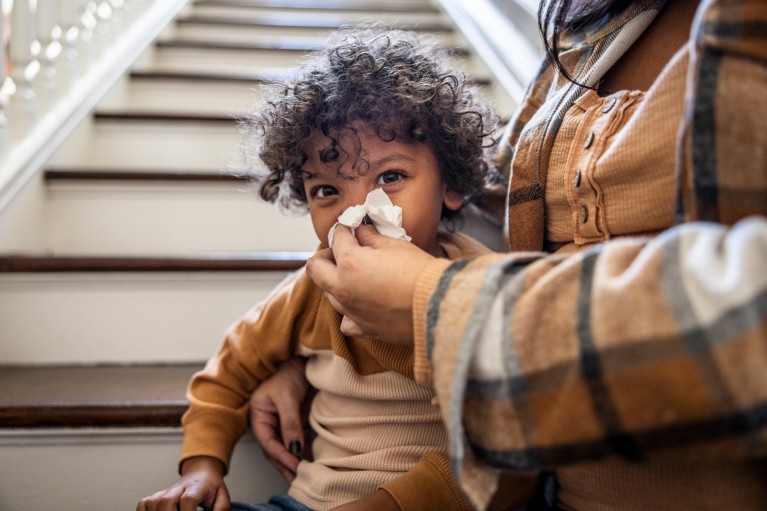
[249,358,312,483]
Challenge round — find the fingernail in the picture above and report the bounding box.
[289,440,302,459]
[361,215,372,226]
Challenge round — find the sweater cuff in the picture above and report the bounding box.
[412,258,453,385]
[379,453,470,511]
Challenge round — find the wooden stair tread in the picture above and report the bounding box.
[0,253,310,273]
[155,38,470,56]
[130,69,287,83]
[0,364,202,428]
[176,14,452,32]
[193,0,440,14]
[93,111,240,123]
[44,169,249,182]
[128,69,491,87]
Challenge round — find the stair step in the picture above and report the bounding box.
[0,364,199,428]
[165,22,465,44]
[47,119,241,171]
[155,36,470,56]
[0,362,288,509]
[42,176,318,254]
[176,13,450,32]
[129,68,288,84]
[97,74,258,114]
[0,252,310,272]
[0,263,301,364]
[193,0,440,14]
[93,111,238,123]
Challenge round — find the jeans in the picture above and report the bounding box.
[231,495,314,511]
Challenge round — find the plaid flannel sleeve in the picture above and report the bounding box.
[423,219,767,507]
[420,0,767,507]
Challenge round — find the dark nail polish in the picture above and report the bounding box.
[289,440,302,459]
[361,215,372,226]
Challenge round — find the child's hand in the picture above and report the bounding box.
[136,456,229,511]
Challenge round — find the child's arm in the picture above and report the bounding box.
[136,456,229,511]
[329,490,400,511]
[377,452,539,511]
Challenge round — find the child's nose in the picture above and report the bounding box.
[340,187,370,212]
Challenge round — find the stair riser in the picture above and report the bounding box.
[47,182,318,254]
[0,272,292,364]
[98,74,261,114]
[0,429,287,511]
[50,120,242,171]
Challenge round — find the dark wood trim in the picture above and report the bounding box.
[176,15,453,32]
[44,169,249,182]
[128,69,489,87]
[0,405,189,428]
[130,69,284,83]
[193,0,440,14]
[93,111,240,123]
[0,253,310,273]
[155,38,325,52]
[0,364,201,428]
[154,38,470,56]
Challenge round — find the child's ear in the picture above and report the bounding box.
[442,188,465,212]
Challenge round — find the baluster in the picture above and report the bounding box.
[78,1,98,67]
[93,1,110,50]
[55,1,79,92]
[121,0,138,24]
[8,0,37,139]
[35,0,59,109]
[108,0,125,36]
[0,7,8,151]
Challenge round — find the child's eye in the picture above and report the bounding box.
[311,185,338,198]
[377,171,405,185]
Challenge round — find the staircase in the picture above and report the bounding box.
[0,1,540,509]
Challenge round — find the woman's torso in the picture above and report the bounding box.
[511,0,767,507]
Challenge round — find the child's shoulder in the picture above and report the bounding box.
[437,230,495,260]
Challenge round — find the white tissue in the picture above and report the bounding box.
[327,188,411,247]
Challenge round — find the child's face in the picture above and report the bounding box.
[300,123,463,256]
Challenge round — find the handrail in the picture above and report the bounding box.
[435,0,543,109]
[0,0,190,214]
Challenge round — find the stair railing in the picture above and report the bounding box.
[0,0,189,213]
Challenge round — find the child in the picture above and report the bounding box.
[137,30,528,511]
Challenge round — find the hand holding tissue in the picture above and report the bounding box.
[327,189,411,247]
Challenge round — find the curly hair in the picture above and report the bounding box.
[241,28,498,219]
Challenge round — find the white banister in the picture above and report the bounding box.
[8,0,36,140]
[0,5,8,143]
[0,0,190,213]
[35,0,59,109]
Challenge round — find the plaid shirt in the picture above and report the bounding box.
[413,0,767,507]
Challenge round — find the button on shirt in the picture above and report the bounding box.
[536,44,690,251]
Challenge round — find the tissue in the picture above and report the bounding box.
[327,188,411,247]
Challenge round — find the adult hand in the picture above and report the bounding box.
[249,359,312,483]
[136,456,228,511]
[307,225,435,344]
